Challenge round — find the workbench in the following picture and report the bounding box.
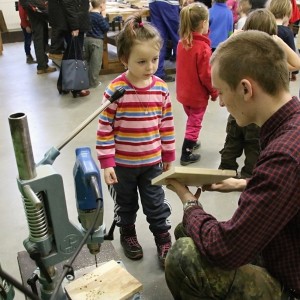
[100,3,150,75]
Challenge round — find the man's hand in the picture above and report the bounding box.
[202,177,246,193]
[166,178,201,204]
[104,167,118,185]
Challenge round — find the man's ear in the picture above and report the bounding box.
[240,79,253,100]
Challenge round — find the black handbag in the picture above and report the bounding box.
[61,38,89,91]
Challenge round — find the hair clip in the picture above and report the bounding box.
[138,22,144,27]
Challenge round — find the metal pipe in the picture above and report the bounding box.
[8,113,36,180]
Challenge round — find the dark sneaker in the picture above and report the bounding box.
[26,54,36,64]
[162,75,175,82]
[120,225,143,260]
[155,232,172,268]
[180,153,201,166]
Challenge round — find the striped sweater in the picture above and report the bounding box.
[96,73,175,169]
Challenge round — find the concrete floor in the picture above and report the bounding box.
[0,42,299,300]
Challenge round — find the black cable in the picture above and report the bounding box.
[49,198,102,300]
[0,268,40,300]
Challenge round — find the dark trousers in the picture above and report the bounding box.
[108,164,171,234]
[57,33,84,92]
[149,1,179,78]
[21,26,33,56]
[49,27,65,54]
[26,9,49,70]
[219,114,260,178]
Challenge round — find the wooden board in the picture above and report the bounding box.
[65,260,143,300]
[152,166,236,186]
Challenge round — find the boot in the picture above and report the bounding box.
[120,224,143,260]
[154,232,172,268]
[180,139,201,166]
[193,140,201,151]
[26,54,36,64]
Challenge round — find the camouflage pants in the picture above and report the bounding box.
[165,224,285,300]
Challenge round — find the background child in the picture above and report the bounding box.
[209,0,234,51]
[18,0,36,64]
[84,0,109,88]
[176,2,218,165]
[96,14,175,268]
[267,0,298,81]
[235,0,252,30]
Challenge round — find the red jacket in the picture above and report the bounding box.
[18,1,30,28]
[290,0,300,23]
[176,32,218,108]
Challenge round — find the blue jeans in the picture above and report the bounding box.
[21,26,33,56]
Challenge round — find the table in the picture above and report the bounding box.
[100,4,150,74]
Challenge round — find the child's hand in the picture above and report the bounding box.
[104,167,118,185]
[162,162,172,172]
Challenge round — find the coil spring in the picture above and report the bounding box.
[23,192,49,240]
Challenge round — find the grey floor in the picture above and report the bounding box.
[0,42,299,300]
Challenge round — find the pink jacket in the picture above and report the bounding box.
[176,32,218,109]
[226,0,238,24]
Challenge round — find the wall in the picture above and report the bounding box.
[0,0,20,31]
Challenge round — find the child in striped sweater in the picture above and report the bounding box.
[96,14,175,268]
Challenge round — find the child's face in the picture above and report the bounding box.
[126,39,160,84]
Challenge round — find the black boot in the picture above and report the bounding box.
[120,224,143,260]
[154,231,172,268]
[180,139,201,166]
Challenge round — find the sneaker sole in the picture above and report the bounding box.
[180,158,200,166]
[123,250,143,260]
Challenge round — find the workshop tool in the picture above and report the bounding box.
[0,264,15,300]
[7,88,125,300]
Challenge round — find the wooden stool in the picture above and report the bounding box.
[0,10,8,55]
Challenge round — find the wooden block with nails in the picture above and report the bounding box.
[65,260,142,300]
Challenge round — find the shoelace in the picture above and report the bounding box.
[124,236,141,247]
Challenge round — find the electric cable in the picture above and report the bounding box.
[0,268,40,300]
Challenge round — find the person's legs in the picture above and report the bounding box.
[160,4,179,60]
[138,164,172,267]
[180,105,204,165]
[27,10,51,71]
[219,114,244,174]
[85,37,103,88]
[165,236,282,300]
[241,124,260,178]
[109,166,143,260]
[49,27,65,56]
[149,1,167,79]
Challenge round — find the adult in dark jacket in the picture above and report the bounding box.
[20,0,56,74]
[48,0,91,97]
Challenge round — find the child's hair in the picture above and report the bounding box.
[243,8,277,35]
[266,0,292,20]
[215,0,227,3]
[238,0,252,15]
[91,0,104,8]
[179,2,209,49]
[116,14,162,63]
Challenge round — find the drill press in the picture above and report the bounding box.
[6,88,125,299]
